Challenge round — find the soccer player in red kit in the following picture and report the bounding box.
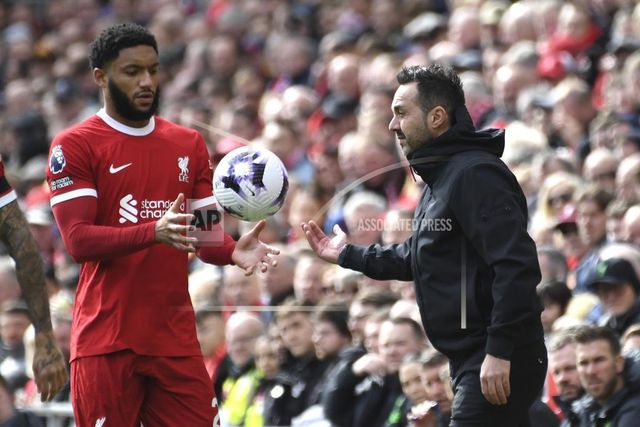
[46,23,278,427]
[0,160,68,401]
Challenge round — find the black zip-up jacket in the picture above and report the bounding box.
[339,106,544,361]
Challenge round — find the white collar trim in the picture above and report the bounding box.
[96,108,155,136]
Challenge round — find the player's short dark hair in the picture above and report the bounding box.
[572,325,621,356]
[89,23,158,69]
[396,64,465,117]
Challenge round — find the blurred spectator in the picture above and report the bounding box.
[0,300,31,392]
[617,154,640,204]
[621,323,640,355]
[537,281,572,335]
[582,148,618,194]
[572,325,640,424]
[322,317,427,427]
[218,312,264,427]
[293,251,328,306]
[348,288,399,347]
[0,259,20,310]
[537,246,569,285]
[195,308,226,382]
[263,299,328,426]
[243,335,282,427]
[221,266,262,315]
[586,257,640,336]
[0,373,42,427]
[418,349,451,427]
[574,186,614,292]
[546,330,583,425]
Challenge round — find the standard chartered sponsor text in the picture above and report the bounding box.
[140,199,172,219]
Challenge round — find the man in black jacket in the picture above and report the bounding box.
[571,325,640,426]
[302,64,546,426]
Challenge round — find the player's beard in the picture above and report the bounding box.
[108,78,160,122]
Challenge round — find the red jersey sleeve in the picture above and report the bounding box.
[52,196,156,263]
[47,128,156,262]
[46,131,97,206]
[191,133,236,264]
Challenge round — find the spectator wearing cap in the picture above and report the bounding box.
[587,257,640,336]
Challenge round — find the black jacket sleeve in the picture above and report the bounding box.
[337,236,413,281]
[449,162,541,359]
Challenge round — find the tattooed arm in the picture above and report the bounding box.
[0,200,68,401]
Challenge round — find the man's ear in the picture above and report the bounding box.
[429,106,448,130]
[93,68,107,88]
[615,354,625,374]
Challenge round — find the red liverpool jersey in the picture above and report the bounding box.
[0,159,17,208]
[47,109,222,361]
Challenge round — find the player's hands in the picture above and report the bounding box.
[33,331,68,402]
[352,353,387,377]
[480,353,511,405]
[155,193,197,252]
[301,221,346,264]
[232,220,280,275]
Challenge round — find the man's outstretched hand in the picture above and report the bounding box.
[301,221,347,264]
[232,220,280,275]
[33,332,68,402]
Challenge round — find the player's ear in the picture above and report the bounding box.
[93,67,107,88]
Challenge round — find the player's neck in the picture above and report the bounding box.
[97,108,155,136]
[104,104,151,128]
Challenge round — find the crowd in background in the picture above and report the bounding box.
[1,0,640,425]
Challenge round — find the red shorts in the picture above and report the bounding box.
[71,350,219,427]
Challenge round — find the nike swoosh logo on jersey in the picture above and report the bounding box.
[109,163,132,174]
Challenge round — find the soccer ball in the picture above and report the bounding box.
[213,146,289,222]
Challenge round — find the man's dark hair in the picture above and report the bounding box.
[537,280,572,313]
[313,301,351,339]
[396,64,465,118]
[576,185,615,212]
[354,288,399,309]
[89,23,158,69]
[388,316,426,343]
[573,325,621,356]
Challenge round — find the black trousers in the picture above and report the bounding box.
[448,339,548,427]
